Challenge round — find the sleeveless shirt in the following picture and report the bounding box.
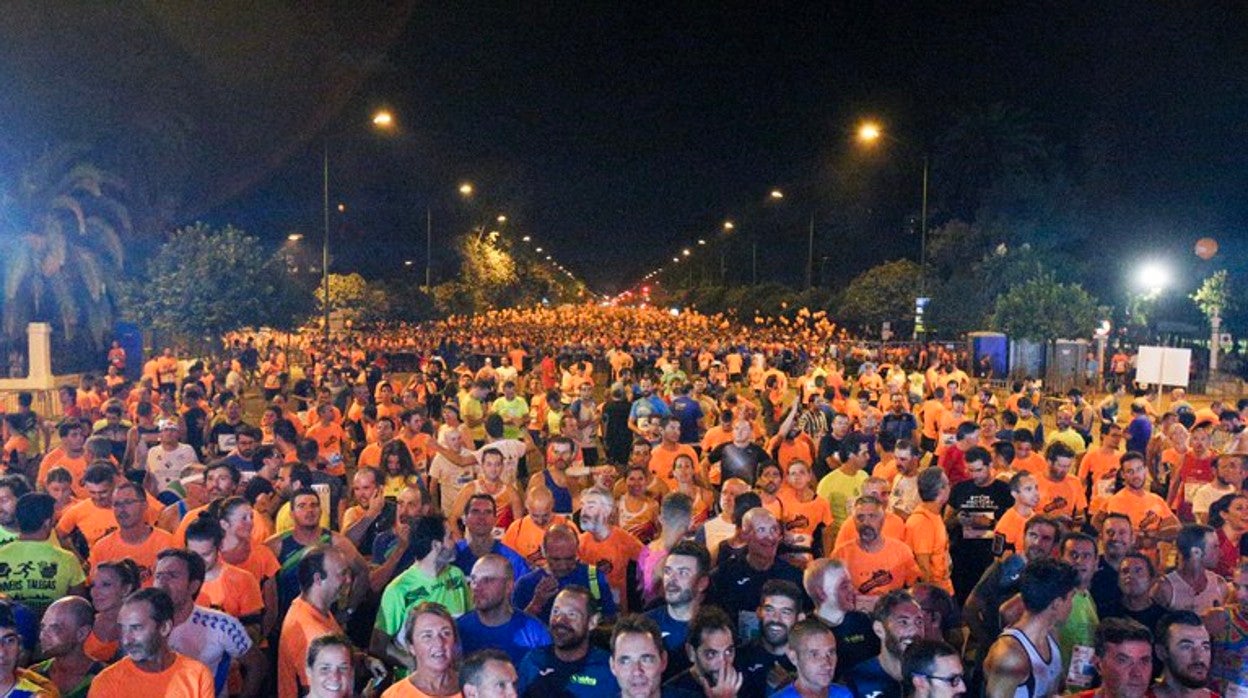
[1001,627,1063,698]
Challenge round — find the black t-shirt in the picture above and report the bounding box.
[183,407,207,458]
[816,435,845,480]
[207,420,247,456]
[735,638,797,697]
[824,611,880,682]
[948,479,1014,551]
[1090,557,1123,615]
[708,443,771,486]
[708,555,806,635]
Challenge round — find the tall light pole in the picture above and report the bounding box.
[857,121,929,297]
[322,109,395,343]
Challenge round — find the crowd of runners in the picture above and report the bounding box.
[0,304,1244,697]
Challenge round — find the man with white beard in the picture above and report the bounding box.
[577,487,643,613]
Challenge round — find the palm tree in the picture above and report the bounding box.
[0,145,130,346]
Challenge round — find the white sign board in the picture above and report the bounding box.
[1135,346,1191,388]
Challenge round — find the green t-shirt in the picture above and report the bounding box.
[817,469,868,538]
[1057,589,1099,685]
[491,396,530,439]
[0,540,85,614]
[375,564,472,637]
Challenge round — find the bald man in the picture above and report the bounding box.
[501,487,576,569]
[31,596,103,696]
[511,524,617,621]
[710,507,808,630]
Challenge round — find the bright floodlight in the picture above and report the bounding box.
[857,121,882,143]
[1137,263,1170,293]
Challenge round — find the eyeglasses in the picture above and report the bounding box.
[919,673,965,687]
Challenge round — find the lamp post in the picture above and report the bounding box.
[321,109,394,343]
[856,121,929,297]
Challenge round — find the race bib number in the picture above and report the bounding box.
[1066,645,1096,688]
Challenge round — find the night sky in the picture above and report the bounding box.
[1,3,1246,295]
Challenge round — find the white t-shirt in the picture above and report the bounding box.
[474,439,528,485]
[1191,481,1237,519]
[430,448,476,513]
[700,516,736,565]
[146,443,198,493]
[168,605,252,697]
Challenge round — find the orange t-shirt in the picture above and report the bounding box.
[1014,453,1048,478]
[37,448,90,496]
[994,507,1031,555]
[306,421,347,460]
[905,507,952,593]
[1104,488,1175,530]
[834,511,908,549]
[399,431,434,468]
[873,457,899,485]
[199,563,264,619]
[502,515,574,568]
[1036,474,1088,520]
[578,528,644,612]
[648,443,699,486]
[381,680,462,698]
[1078,449,1123,500]
[921,400,944,440]
[831,538,919,601]
[769,435,818,472]
[57,499,120,546]
[278,596,343,698]
[89,653,216,698]
[88,526,174,586]
[222,541,281,585]
[700,426,733,453]
[777,488,834,551]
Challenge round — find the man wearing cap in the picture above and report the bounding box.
[146,418,199,499]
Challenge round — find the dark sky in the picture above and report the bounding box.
[3,3,1247,295]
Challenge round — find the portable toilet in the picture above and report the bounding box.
[968,331,1008,378]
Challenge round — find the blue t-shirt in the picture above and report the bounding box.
[372,530,419,572]
[845,656,904,698]
[517,645,618,698]
[670,396,704,444]
[453,539,530,581]
[645,604,691,679]
[629,395,671,425]
[512,564,617,622]
[1126,414,1153,454]
[457,610,551,666]
[770,683,853,698]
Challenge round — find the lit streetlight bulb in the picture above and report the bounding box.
[372,110,395,128]
[497,215,507,223]
[857,121,882,143]
[682,249,691,256]
[770,189,784,200]
[535,247,543,253]
[522,236,531,242]
[458,182,474,197]
[723,220,735,231]
[287,233,303,241]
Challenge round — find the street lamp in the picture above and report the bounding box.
[322,108,395,343]
[287,233,303,242]
[769,189,784,200]
[458,182,475,197]
[1136,262,1170,296]
[855,119,929,300]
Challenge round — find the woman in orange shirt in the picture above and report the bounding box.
[381,603,461,698]
[671,455,713,528]
[777,460,835,567]
[87,558,140,662]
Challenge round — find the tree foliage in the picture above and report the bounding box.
[990,275,1102,341]
[126,223,313,340]
[1191,270,1232,320]
[0,144,131,345]
[837,260,921,332]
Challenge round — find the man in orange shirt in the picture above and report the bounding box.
[1079,423,1125,504]
[58,462,126,550]
[1011,429,1047,478]
[88,480,173,585]
[834,477,907,549]
[831,496,919,611]
[501,487,574,569]
[577,487,643,613]
[919,388,945,454]
[37,419,90,494]
[305,404,347,477]
[277,546,348,698]
[1096,451,1180,553]
[88,587,216,698]
[184,517,264,636]
[905,467,953,594]
[1035,441,1088,528]
[994,472,1039,555]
